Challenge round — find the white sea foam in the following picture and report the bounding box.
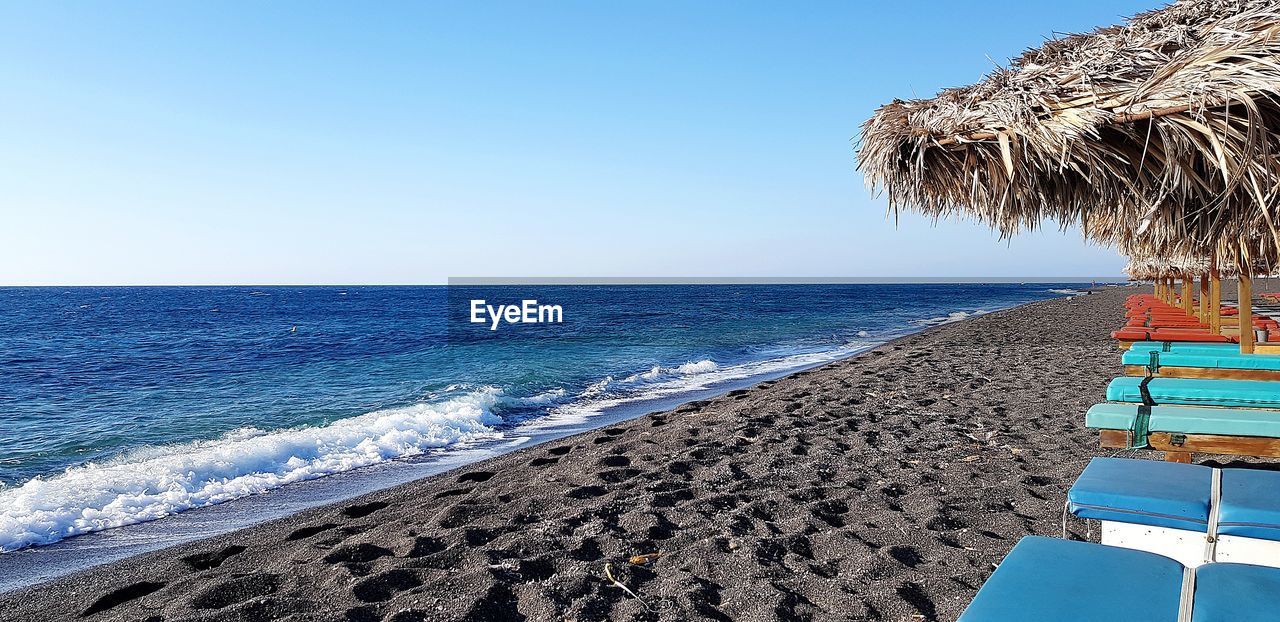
[0,345,875,553]
[1048,288,1083,296]
[676,359,718,375]
[519,345,874,431]
[517,388,567,405]
[0,389,507,552]
[912,311,973,326]
[580,377,613,397]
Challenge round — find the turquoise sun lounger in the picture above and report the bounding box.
[1066,458,1280,568]
[1086,403,1280,439]
[1127,341,1248,354]
[1106,377,1280,408]
[957,536,1280,621]
[1122,348,1280,371]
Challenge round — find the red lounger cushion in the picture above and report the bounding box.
[1112,328,1236,343]
[1148,330,1234,343]
[1112,328,1153,340]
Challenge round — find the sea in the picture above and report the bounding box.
[0,283,1099,588]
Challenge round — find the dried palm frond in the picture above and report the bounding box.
[858,0,1280,274]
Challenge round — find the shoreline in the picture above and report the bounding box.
[0,287,1133,621]
[0,289,1077,591]
[0,345,874,594]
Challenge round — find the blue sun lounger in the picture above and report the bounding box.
[957,536,1280,622]
[1065,457,1280,568]
[1106,376,1280,409]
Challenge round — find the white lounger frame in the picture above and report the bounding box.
[1099,521,1280,568]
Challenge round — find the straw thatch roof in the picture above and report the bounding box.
[1124,254,1211,279]
[858,0,1280,273]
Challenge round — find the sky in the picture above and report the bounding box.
[0,1,1158,285]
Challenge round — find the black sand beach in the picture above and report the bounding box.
[2,287,1139,622]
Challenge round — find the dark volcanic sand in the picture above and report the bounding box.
[2,287,1141,622]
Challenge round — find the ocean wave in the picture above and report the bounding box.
[0,345,874,553]
[912,311,973,326]
[0,389,507,553]
[1048,288,1083,296]
[519,344,874,431]
[676,359,718,375]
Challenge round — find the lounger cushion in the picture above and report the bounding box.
[1114,328,1154,339]
[1147,330,1234,343]
[1128,341,1252,354]
[1068,458,1211,532]
[1106,377,1280,408]
[1121,349,1280,371]
[1115,330,1237,343]
[1219,470,1280,541]
[1086,403,1280,439]
[957,537,1182,622]
[1191,562,1280,622]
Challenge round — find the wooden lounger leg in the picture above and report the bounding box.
[1164,451,1192,464]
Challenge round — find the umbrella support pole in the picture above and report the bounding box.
[1210,272,1222,335]
[1182,277,1194,316]
[1199,274,1209,322]
[1241,274,1255,354]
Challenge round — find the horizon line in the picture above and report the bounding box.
[0,276,1134,288]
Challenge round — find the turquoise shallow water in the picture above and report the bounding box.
[0,283,1092,552]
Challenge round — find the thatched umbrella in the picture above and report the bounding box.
[859,0,1280,351]
[858,0,1280,279]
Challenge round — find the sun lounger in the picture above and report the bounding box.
[1066,457,1280,568]
[1088,402,1280,439]
[956,536,1280,621]
[1128,342,1249,353]
[1129,339,1280,356]
[1122,347,1280,381]
[1124,349,1280,368]
[1112,328,1235,347]
[1089,402,1280,460]
[1106,377,1280,409]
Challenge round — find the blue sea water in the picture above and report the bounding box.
[0,283,1093,555]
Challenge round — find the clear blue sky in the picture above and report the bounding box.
[0,1,1154,285]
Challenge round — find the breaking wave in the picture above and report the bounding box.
[0,389,510,552]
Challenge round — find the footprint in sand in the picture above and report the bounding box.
[352,569,422,602]
[190,573,281,609]
[324,543,393,565]
[343,501,389,519]
[887,545,924,568]
[181,544,247,571]
[286,523,339,541]
[565,485,608,499]
[434,487,473,499]
[456,470,494,484]
[82,582,166,617]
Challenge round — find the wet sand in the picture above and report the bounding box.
[1,287,1137,622]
